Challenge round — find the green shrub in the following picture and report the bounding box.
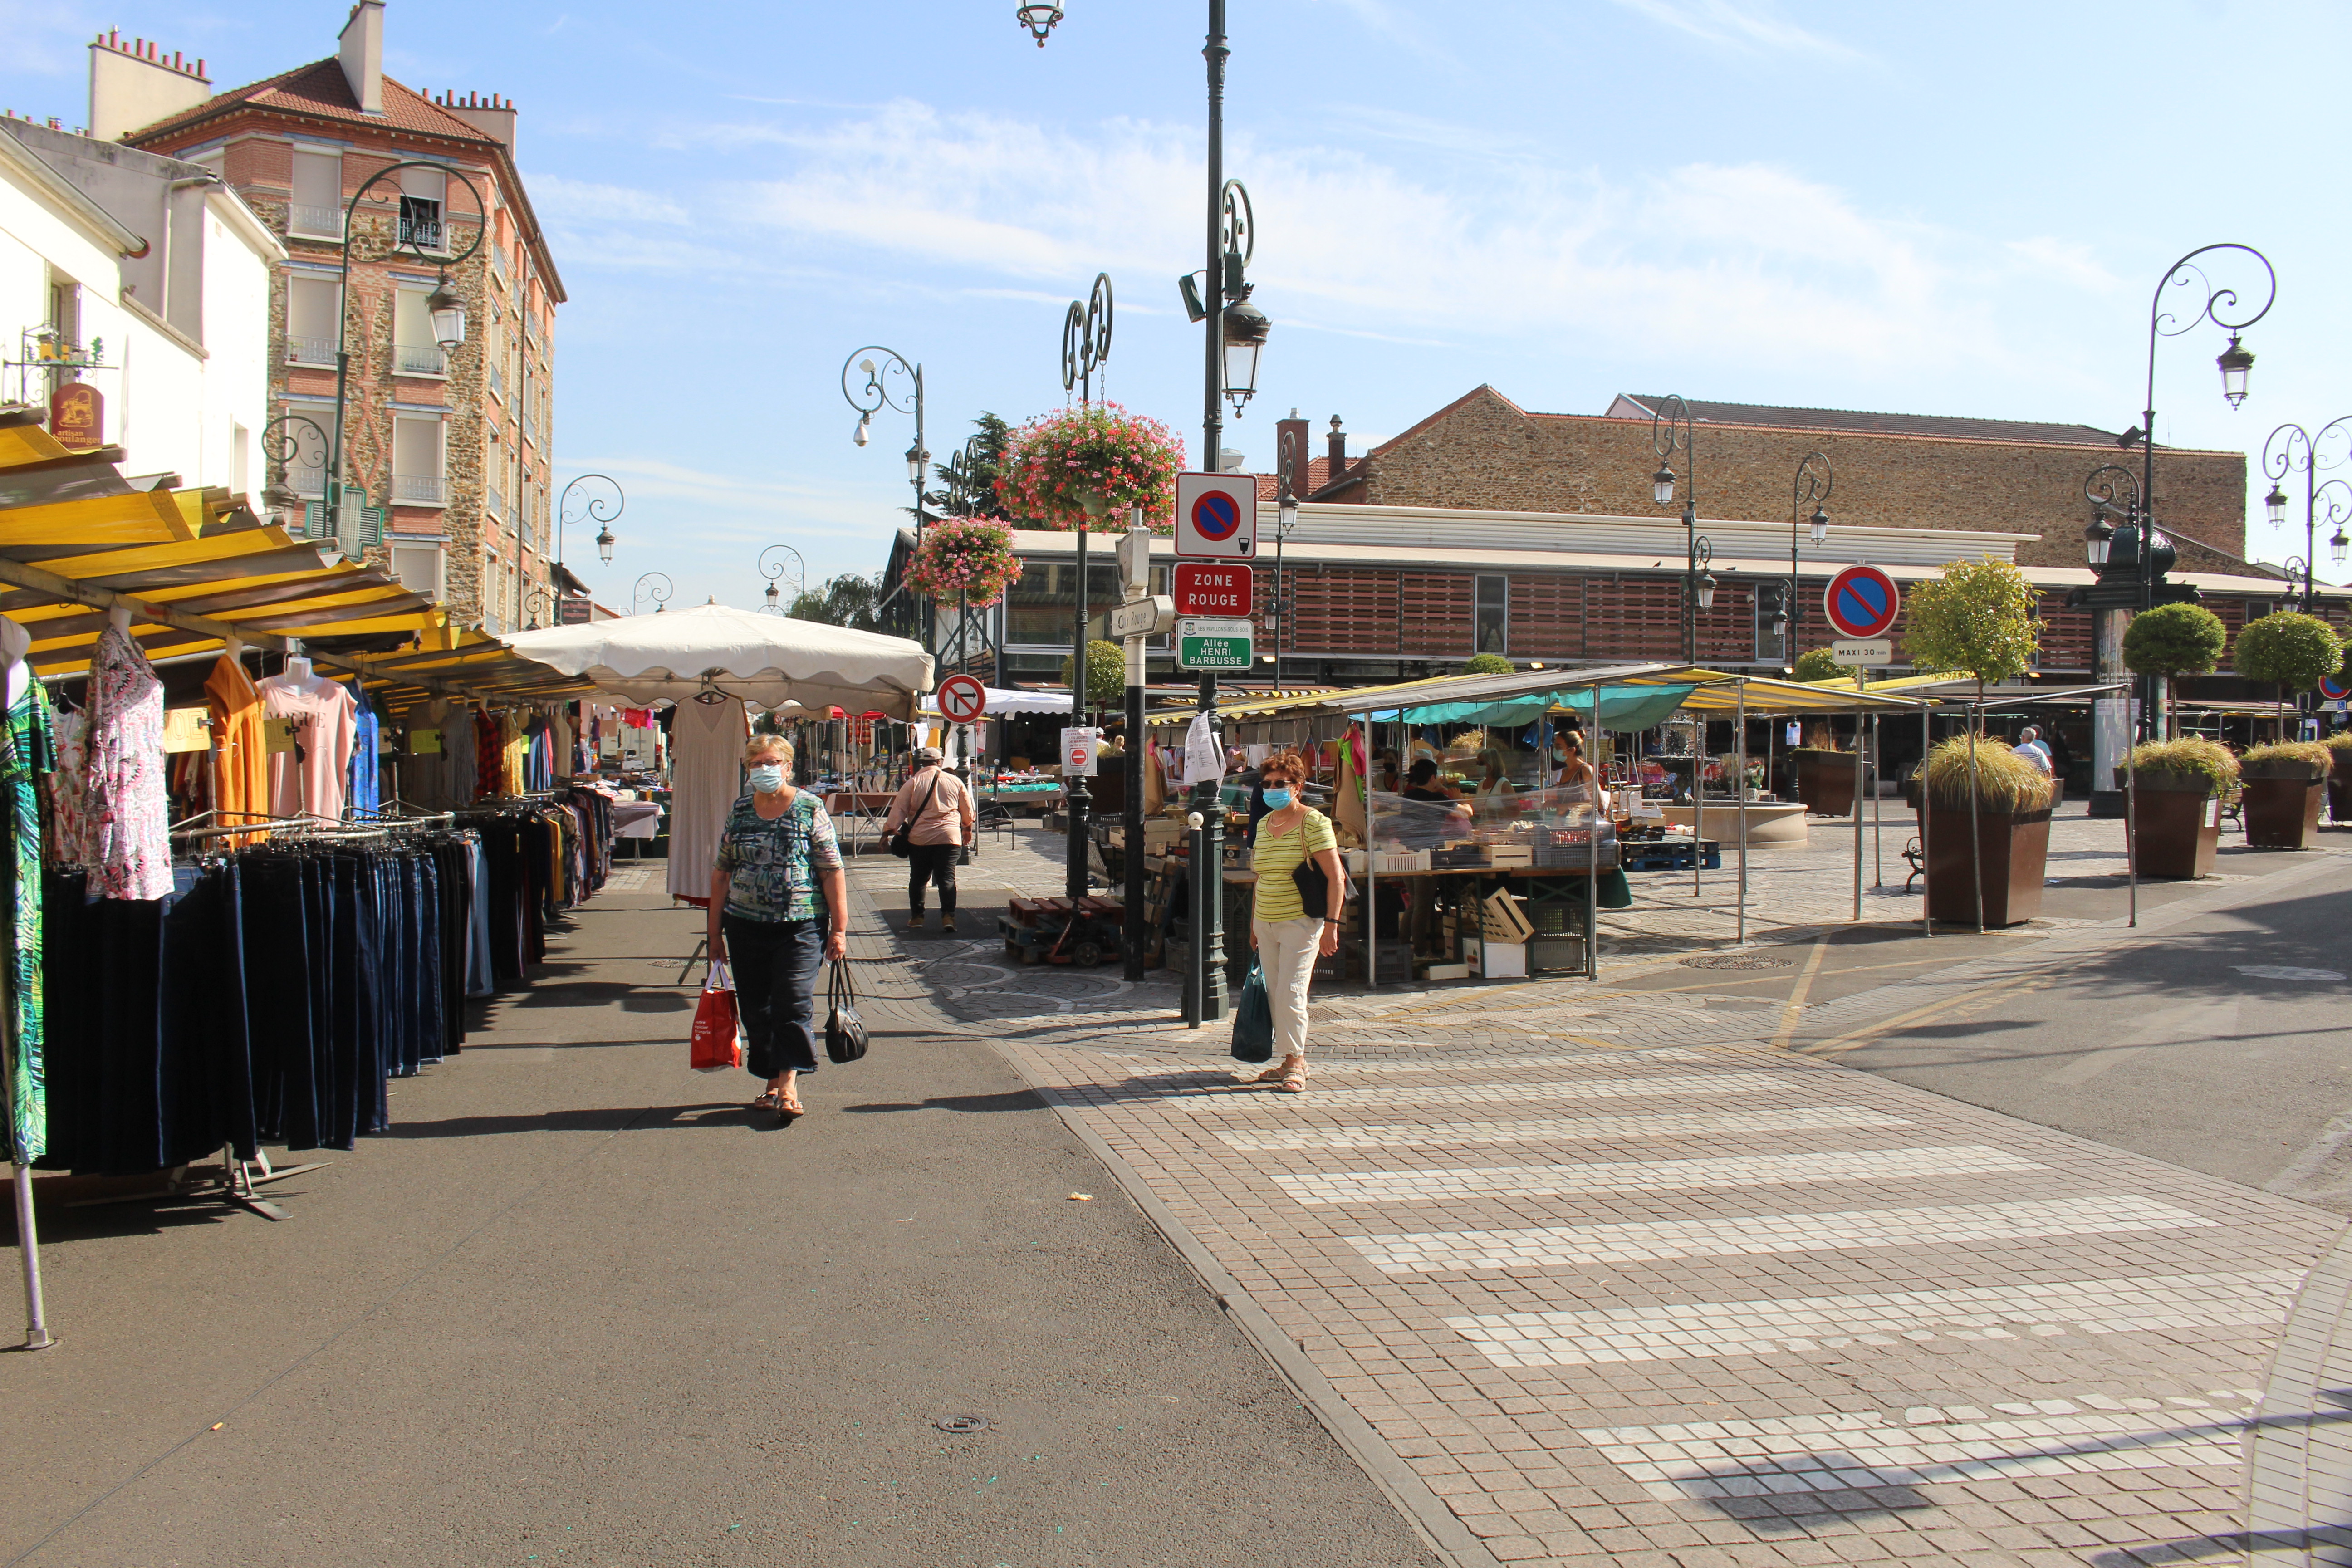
[2126,736,2238,794]
[2242,740,2332,769]
[1058,638,1127,709]
[2233,611,2343,693]
[1461,653,1514,676]
[1791,647,1842,683]
[2121,603,2228,678]
[1905,561,2039,687]
[1922,734,2055,812]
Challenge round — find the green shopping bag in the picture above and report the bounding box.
[1230,962,1274,1063]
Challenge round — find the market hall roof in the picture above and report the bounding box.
[1606,395,2127,449]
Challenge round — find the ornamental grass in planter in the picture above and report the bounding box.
[2328,731,2352,825]
[2239,740,2332,849]
[2124,736,2237,879]
[1921,735,2054,927]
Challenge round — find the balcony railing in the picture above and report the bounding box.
[290,462,328,498]
[286,335,335,366]
[397,197,444,253]
[288,203,340,239]
[486,483,505,520]
[488,363,506,401]
[393,343,446,376]
[391,474,448,505]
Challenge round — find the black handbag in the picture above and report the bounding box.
[823,959,869,1064]
[1289,816,1352,917]
[888,769,943,860]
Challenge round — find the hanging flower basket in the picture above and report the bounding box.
[905,518,1021,607]
[995,402,1186,532]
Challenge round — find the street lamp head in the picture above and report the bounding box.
[426,278,467,351]
[1697,571,1717,612]
[765,581,780,612]
[1015,1,1062,45]
[1652,464,1675,506]
[853,414,871,448]
[2084,514,2114,568]
[2265,484,2289,528]
[1220,294,1270,415]
[1278,492,1298,533]
[2334,527,2350,567]
[2217,334,2254,408]
[905,443,928,488]
[595,524,615,566]
[1808,505,1828,546]
[262,471,303,516]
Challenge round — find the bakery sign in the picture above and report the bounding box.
[49,383,103,449]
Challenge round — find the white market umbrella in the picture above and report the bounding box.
[918,686,1072,717]
[503,603,934,718]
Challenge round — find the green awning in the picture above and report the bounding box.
[1377,681,1696,730]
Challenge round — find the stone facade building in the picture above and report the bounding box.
[97,2,565,634]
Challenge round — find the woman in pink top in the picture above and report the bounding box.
[883,745,977,934]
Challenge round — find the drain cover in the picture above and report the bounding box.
[1680,952,1800,970]
[935,1415,989,1434]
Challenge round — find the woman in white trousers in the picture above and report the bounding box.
[1244,748,1346,1093]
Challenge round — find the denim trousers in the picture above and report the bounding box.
[723,914,824,1079]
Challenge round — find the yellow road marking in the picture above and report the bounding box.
[1770,937,1833,1051]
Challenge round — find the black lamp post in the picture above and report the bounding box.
[259,412,333,548]
[843,347,930,653]
[1648,395,1715,663]
[2116,245,2275,744]
[326,160,486,569]
[2260,418,2351,615]
[1058,273,1116,901]
[1032,0,1268,1022]
[553,474,622,623]
[1789,451,1832,669]
[632,572,673,616]
[759,544,806,617]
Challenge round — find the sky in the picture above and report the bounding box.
[7,0,2352,614]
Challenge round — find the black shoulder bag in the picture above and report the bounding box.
[1289,813,1353,918]
[824,959,869,1063]
[888,769,943,860]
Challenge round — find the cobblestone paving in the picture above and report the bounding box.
[851,814,2352,1566]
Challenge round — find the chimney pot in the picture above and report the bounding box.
[1327,416,1346,480]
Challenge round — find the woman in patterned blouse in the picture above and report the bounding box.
[708,735,848,1121]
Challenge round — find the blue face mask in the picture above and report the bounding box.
[1262,786,1293,809]
[747,764,785,794]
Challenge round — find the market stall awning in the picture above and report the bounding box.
[1676,675,1928,716]
[500,603,935,720]
[919,685,1071,717]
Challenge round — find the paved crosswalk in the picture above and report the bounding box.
[1000,1014,2337,1566]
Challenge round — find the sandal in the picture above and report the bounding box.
[776,1092,805,1121]
[751,1090,781,1112]
[1278,1071,1306,1093]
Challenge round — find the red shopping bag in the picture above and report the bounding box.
[690,959,744,1073]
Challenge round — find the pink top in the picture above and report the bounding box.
[258,675,358,820]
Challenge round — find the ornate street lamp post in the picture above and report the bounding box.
[1059,272,1117,900]
[759,544,806,617]
[1789,451,1832,669]
[632,572,673,616]
[1648,395,1716,663]
[259,412,333,548]
[325,161,485,573]
[552,474,622,623]
[2261,418,2351,615]
[842,346,929,653]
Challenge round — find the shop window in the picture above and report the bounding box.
[1475,574,1508,654]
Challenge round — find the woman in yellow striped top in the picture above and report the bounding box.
[1247,747,1346,1093]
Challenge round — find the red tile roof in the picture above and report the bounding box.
[1254,457,1338,500]
[123,58,495,147]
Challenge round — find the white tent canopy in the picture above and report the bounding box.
[919,686,1072,717]
[503,603,934,719]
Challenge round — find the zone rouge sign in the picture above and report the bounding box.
[1172,562,1254,617]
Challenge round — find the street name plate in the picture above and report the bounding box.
[1830,638,1891,666]
[1108,594,1176,638]
[1177,616,1253,670]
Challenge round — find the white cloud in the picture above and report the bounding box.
[1606,0,1865,61]
[530,174,690,226]
[700,100,2098,381]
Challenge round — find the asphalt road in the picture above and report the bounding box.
[1,890,1439,1568]
[1813,852,2352,1211]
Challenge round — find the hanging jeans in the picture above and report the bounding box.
[721,915,824,1081]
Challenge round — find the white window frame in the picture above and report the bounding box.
[390,416,447,508]
[389,540,446,599]
[288,147,343,240]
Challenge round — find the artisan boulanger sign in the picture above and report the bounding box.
[49,383,102,448]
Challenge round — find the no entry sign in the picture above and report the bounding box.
[1824,564,1901,641]
[1172,561,1253,617]
[1175,471,1257,559]
[936,673,987,725]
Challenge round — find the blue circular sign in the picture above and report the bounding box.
[1824,565,1901,640]
[1191,490,1242,541]
[2322,674,2351,702]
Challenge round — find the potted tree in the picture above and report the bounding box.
[2238,740,2332,848]
[2330,729,2352,826]
[1903,559,2047,928]
[1919,735,2055,925]
[2233,610,2344,741]
[1788,725,1858,816]
[2125,736,2236,878]
[2120,603,2226,744]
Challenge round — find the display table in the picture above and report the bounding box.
[612,800,664,840]
[1658,801,1808,846]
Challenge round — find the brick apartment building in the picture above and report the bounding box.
[916,386,2324,692]
[93,1,565,633]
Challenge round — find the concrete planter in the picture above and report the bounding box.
[2128,779,2223,879]
[1790,749,1859,817]
[1923,804,2051,927]
[2241,769,2326,849]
